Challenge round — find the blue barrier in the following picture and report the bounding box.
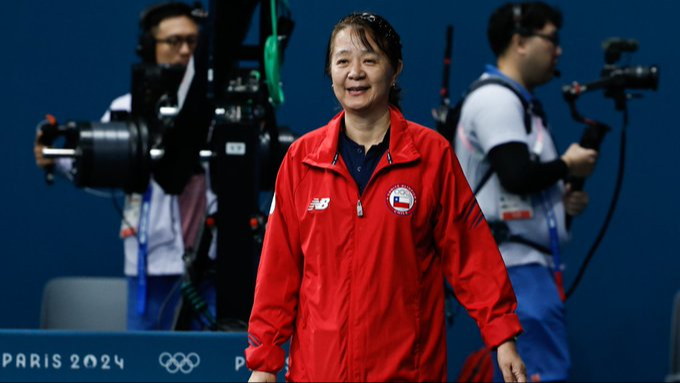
[0,330,286,382]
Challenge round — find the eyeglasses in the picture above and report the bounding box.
[529,32,560,47]
[155,35,199,50]
[357,12,401,47]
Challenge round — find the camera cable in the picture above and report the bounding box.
[566,107,628,300]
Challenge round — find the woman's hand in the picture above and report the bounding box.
[497,340,527,382]
[248,371,276,382]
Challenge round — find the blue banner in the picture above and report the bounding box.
[0,330,287,382]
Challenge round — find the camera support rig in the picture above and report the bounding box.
[37,0,296,329]
[561,38,658,192]
[560,38,659,300]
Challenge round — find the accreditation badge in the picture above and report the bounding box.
[119,194,142,238]
[498,188,534,221]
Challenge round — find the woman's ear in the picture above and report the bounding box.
[392,60,404,84]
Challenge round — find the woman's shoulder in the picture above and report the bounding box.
[405,119,451,149]
[288,125,330,156]
[282,121,341,171]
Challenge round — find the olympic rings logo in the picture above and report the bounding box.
[158,352,201,374]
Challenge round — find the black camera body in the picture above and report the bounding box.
[561,38,659,193]
[38,63,193,194]
[601,38,659,100]
[600,65,659,93]
[563,38,659,107]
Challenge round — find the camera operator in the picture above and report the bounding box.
[33,1,217,331]
[454,2,597,381]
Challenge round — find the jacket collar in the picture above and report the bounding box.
[303,106,421,170]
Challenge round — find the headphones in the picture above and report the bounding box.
[512,3,531,37]
[136,2,202,63]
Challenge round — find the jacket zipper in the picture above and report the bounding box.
[354,150,395,220]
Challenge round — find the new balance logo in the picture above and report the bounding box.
[308,198,331,211]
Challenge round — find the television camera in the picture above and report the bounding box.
[561,38,659,299]
[561,37,658,191]
[36,0,297,328]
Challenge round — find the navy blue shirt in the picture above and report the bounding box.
[338,128,391,196]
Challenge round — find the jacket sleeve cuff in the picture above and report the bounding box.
[245,344,286,374]
[480,313,523,349]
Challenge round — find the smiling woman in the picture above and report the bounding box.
[244,11,527,383]
[326,14,404,151]
[330,32,395,113]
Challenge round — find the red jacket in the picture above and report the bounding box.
[246,107,521,382]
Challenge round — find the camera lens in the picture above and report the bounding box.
[612,65,659,90]
[74,121,151,193]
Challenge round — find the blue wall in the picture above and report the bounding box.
[2,1,678,381]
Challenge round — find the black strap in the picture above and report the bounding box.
[473,167,494,195]
[460,78,553,254]
[488,221,553,255]
[438,76,533,143]
[458,77,534,196]
[466,78,532,134]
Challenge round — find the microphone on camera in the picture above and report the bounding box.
[602,38,639,53]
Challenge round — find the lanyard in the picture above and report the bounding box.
[540,191,566,301]
[136,185,153,315]
[485,64,564,299]
[530,96,564,300]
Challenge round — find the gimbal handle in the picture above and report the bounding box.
[563,86,612,192]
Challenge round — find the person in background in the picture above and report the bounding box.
[455,2,598,381]
[33,1,217,331]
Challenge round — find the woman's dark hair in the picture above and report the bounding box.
[487,2,563,57]
[325,12,403,109]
